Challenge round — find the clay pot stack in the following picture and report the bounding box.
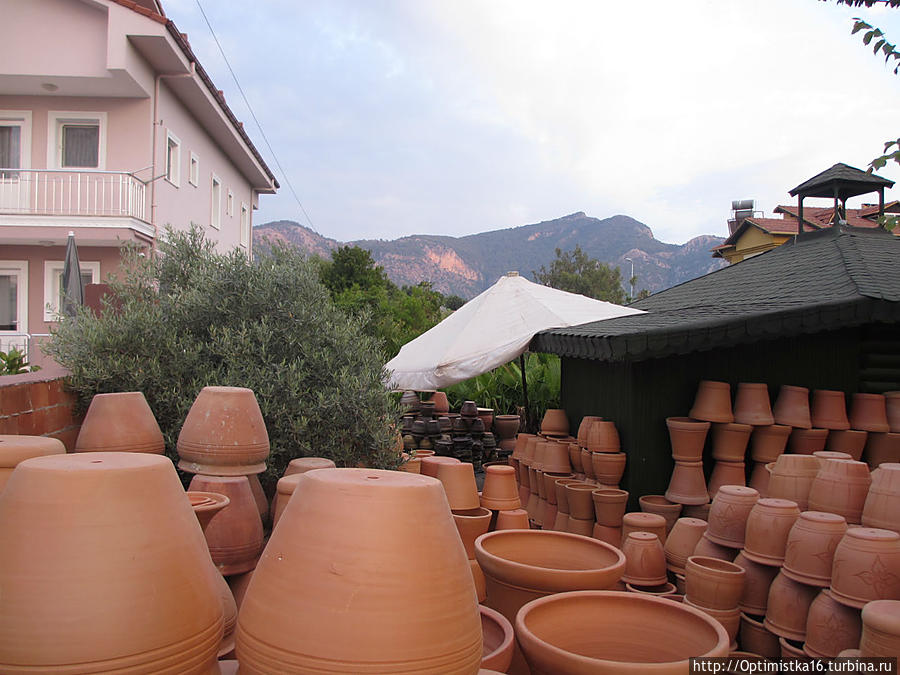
[684,555,746,648]
[493,414,521,455]
[694,485,759,563]
[584,419,627,489]
[707,421,752,498]
[592,487,629,546]
[402,396,497,469]
[666,382,720,507]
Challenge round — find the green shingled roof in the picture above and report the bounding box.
[532,226,900,362]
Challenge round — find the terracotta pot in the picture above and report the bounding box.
[398,454,421,473]
[674,573,686,594]
[553,477,580,522]
[707,460,746,499]
[247,474,269,522]
[454,506,492,559]
[592,488,629,527]
[622,531,668,586]
[576,416,603,447]
[637,495,682,533]
[621,511,668,546]
[436,461,481,510]
[565,482,598,520]
[767,453,821,510]
[859,599,900,657]
[779,637,808,660]
[690,381,734,424]
[764,571,818,641]
[271,474,302,529]
[887,392,900,433]
[580,448,596,481]
[748,461,771,497]
[418,400,436,419]
[825,429,868,460]
[542,471,572,507]
[540,441,572,474]
[742,498,801,566]
[0,435,65,492]
[749,424,791,463]
[711,422,752,462]
[773,385,811,429]
[592,523,622,547]
[480,464,521,511]
[284,456,336,476]
[540,408,569,436]
[803,589,862,658]
[666,417,710,462]
[788,427,829,454]
[666,460,710,505]
[512,432,534,461]
[740,613,781,660]
[493,414,520,441]
[693,534,738,562]
[830,527,900,609]
[808,458,872,524]
[214,571,238,658]
[683,596,741,646]
[567,442,584,474]
[74,391,165,454]
[865,432,900,470]
[188,474,264,575]
[685,555,746,610]
[187,491,231,531]
[591,451,626,486]
[0,452,223,673]
[862,463,900,533]
[782,510,848,587]
[420,455,460,478]
[733,552,779,616]
[495,508,530,530]
[515,590,729,674]
[176,386,269,476]
[850,393,890,433]
[479,604,514,672]
[460,400,478,418]
[684,502,712,521]
[664,517,708,573]
[227,570,253,612]
[586,421,620,452]
[705,485,759,549]
[733,383,774,426]
[478,408,494,432]
[237,468,482,674]
[566,515,595,537]
[625,581,677,596]
[811,389,851,430]
[427,390,449,414]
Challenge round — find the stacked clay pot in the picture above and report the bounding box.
[564,481,598,536]
[591,488,628,545]
[584,420,627,491]
[0,435,65,492]
[748,424,791,497]
[767,453,821,510]
[621,531,669,592]
[539,467,573,531]
[807,457,872,525]
[862,463,900,534]
[621,511,668,547]
[453,504,492,603]
[540,408,569,437]
[685,555,746,647]
[74,391,165,455]
[481,463,522,512]
[704,485,759,551]
[665,415,711,507]
[665,517,708,576]
[551,477,581,532]
[638,494,682,533]
[707,422,751,498]
[859,599,900,657]
[493,414,520,455]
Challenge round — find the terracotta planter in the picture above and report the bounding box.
[565,482,598,520]
[436,461,481,510]
[705,485,759,549]
[685,555,746,610]
[859,599,900,657]
[788,427,829,455]
[187,491,231,531]
[850,393,890,433]
[825,429,868,461]
[271,474,302,529]
[693,534,738,562]
[749,424,791,463]
[0,435,65,492]
[811,389,851,430]
[453,506,492,559]
[567,442,584,474]
[621,511,668,546]
[592,523,623,547]
[515,590,729,674]
[398,454,421,473]
[803,589,862,659]
[748,461,771,497]
[638,495,682,533]
[284,456,336,476]
[542,471,572,507]
[0,452,223,674]
[666,416,710,462]
[830,527,900,609]
[553,478,580,526]
[683,596,741,646]
[479,604,514,673]
[566,515,595,537]
[460,400,478,418]
[188,474,264,575]
[592,451,626,486]
[580,448,596,481]
[74,391,165,454]
[493,414,520,441]
[740,613,781,660]
[707,460,746,499]
[862,462,900,533]
[773,385,811,429]
[690,380,734,423]
[782,510,848,586]
[512,433,535,461]
[576,416,603,447]
[592,488,629,527]
[887,392,900,433]
[665,460,710,505]
[766,453,821,510]
[733,383,774,426]
[711,422,752,462]
[807,458,872,524]
[586,421,620,452]
[541,441,572,474]
[865,432,900,470]
[420,455,460,478]
[764,571,818,641]
[495,508,530,530]
[742,498,801,566]
[622,531,668,586]
[540,408,569,436]
[733,552,779,616]
[684,502,712,521]
[236,468,482,674]
[664,517,708,573]
[481,464,521,511]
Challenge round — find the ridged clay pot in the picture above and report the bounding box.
[666,417,710,462]
[622,532,668,586]
[742,498,801,566]
[862,463,900,533]
[638,495,683,532]
[693,534,738,562]
[773,385,811,429]
[236,469,483,674]
[711,422,752,462]
[437,461,481,510]
[811,389,851,430]
[0,435,65,492]
[859,599,900,658]
[782,510,848,587]
[621,511,668,546]
[707,460,746,499]
[495,508,530,530]
[592,488,629,527]
[764,571,818,641]
[850,393,890,433]
[803,589,862,659]
[690,380,734,423]
[515,590,729,675]
[586,421,620,453]
[807,458,872,524]
[453,506,492,559]
[830,527,900,609]
[666,460,710,505]
[492,415,520,441]
[733,383,774,426]
[187,491,231,531]
[733,552,779,615]
[788,428,829,455]
[664,517,708,573]
[479,605,514,673]
[766,453,821,510]
[540,408,569,436]
[749,424,791,463]
[685,555,746,610]
[739,613,781,660]
[825,430,868,461]
[576,416,603,447]
[705,485,759,549]
[0,452,223,674]
[177,386,269,475]
[284,456,336,477]
[865,432,900,470]
[592,451,626,487]
[74,391,165,454]
[480,464,521,511]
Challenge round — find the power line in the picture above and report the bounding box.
[194,0,315,230]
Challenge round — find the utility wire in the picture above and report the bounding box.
[194,0,315,231]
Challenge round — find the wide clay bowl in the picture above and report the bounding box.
[479,605,514,673]
[515,590,730,674]
[74,391,165,454]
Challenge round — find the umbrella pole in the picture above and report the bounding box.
[520,353,530,432]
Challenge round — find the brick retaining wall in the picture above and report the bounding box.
[0,366,81,451]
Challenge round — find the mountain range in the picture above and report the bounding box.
[254,212,727,299]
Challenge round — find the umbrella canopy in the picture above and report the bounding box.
[385,272,645,390]
[61,231,84,319]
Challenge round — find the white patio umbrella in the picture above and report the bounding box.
[385,272,645,391]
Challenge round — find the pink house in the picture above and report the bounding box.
[0,0,278,366]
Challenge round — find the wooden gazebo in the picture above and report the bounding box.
[790,163,894,231]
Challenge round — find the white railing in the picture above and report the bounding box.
[0,169,148,222]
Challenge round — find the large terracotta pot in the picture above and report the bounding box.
[767,453,821,510]
[236,468,482,674]
[0,435,65,492]
[638,495,683,533]
[739,613,781,659]
[666,417,710,462]
[621,511,668,546]
[0,452,223,674]
[862,463,900,533]
[540,409,569,436]
[74,391,165,454]
[825,429,868,461]
[515,590,729,674]
[865,432,900,469]
[707,460,746,499]
[493,415,520,441]
[807,458,872,524]
[782,510,848,587]
[576,416,603,447]
[749,424,791,463]
[479,605,514,673]
[592,488,629,527]
[481,464,521,511]
[711,422,752,462]
[666,460,710,505]
[592,451,626,486]
[811,389,850,430]
[773,385,811,429]
[283,456,336,476]
[437,461,481,510]
[764,571,818,641]
[849,393,890,433]
[705,485,759,549]
[177,386,269,475]
[586,421,620,452]
[664,517,708,573]
[621,532,667,587]
[733,552,779,616]
[830,527,900,609]
[690,380,734,423]
[684,555,746,610]
[788,428,829,455]
[803,589,862,659]
[859,599,900,657]
[733,383,774,426]
[742,497,800,566]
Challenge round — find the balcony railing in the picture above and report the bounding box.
[0,169,148,222]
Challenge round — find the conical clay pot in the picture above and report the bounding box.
[666,417,710,462]
[711,422,752,462]
[733,383,774,426]
[811,389,850,430]
[707,460,746,499]
[74,391,165,454]
[749,424,791,463]
[807,458,872,525]
[638,495,682,532]
[0,435,65,492]
[481,464,521,510]
[593,488,629,527]
[803,589,862,659]
[421,455,460,478]
[437,461,481,510]
[773,385,811,429]
[826,430,868,461]
[865,432,900,470]
[495,508,530,530]
[540,409,569,436]
[666,460,710,505]
[690,381,734,423]
[850,393,890,433]
[788,428,829,455]
[453,507,492,559]
[622,532,667,587]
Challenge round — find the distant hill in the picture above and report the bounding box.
[254,212,726,298]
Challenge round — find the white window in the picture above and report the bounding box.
[240,203,250,248]
[165,131,180,186]
[210,174,221,229]
[189,152,199,186]
[0,111,31,180]
[226,189,234,217]
[43,260,100,321]
[0,261,28,355]
[48,112,107,170]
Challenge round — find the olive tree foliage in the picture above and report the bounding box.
[45,227,401,488]
[532,245,627,304]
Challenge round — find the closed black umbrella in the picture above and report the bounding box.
[61,231,84,319]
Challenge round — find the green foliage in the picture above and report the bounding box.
[0,346,40,375]
[444,294,466,311]
[533,245,627,304]
[45,227,401,489]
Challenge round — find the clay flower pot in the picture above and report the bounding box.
[622,532,668,586]
[638,494,682,532]
[859,599,900,657]
[742,498,801,566]
[690,380,734,423]
[593,488,629,527]
[733,383,774,426]
[576,416,603,447]
[512,432,534,461]
[621,511,668,546]
[74,391,165,454]
[685,555,746,610]
[705,485,759,549]
[862,463,900,532]
[740,613,781,660]
[865,432,900,469]
[478,407,494,432]
[665,460,710,506]
[764,571,818,641]
[788,427,829,455]
[887,392,900,433]
[0,435,65,492]
[541,441,572,474]
[683,596,741,646]
[826,430,868,461]
[711,422,752,462]
[453,506,492,559]
[565,482,598,520]
[580,448,596,481]
[553,477,580,520]
[495,508,530,530]
[542,471,572,506]
[592,523,623,547]
[284,456,336,476]
[591,451,626,486]
[707,460,746,499]
[830,527,900,609]
[733,552,779,616]
[666,417,710,462]
[427,390,449,414]
[436,461,481,510]
[782,510,848,586]
[480,464,521,511]
[540,408,569,436]
[803,589,862,659]
[479,604,514,673]
[420,455,460,478]
[493,414,520,441]
[850,393,890,433]
[766,453,821,510]
[586,421,620,452]
[187,491,231,531]
[693,534,738,562]
[460,400,478,418]
[664,517,708,573]
[271,474,303,529]
[625,581,677,596]
[808,458,873,525]
[749,424,791,463]
[177,386,269,475]
[515,590,729,674]
[237,468,482,674]
[811,389,851,430]
[0,452,223,673]
[748,461,771,497]
[567,442,584,473]
[773,385,811,429]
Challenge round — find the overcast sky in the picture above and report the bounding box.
[163,0,900,245]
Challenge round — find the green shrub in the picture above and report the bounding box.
[45,227,401,490]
